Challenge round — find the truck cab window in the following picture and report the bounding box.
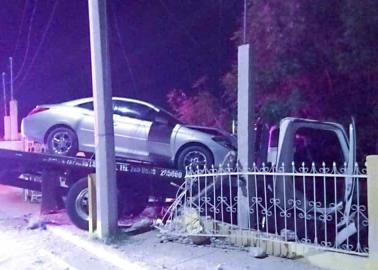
[293,127,345,168]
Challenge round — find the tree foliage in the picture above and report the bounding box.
[167,0,378,157]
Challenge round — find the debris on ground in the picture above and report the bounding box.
[129,217,153,231]
[189,234,211,245]
[248,246,267,258]
[180,208,204,234]
[280,229,297,241]
[26,215,47,230]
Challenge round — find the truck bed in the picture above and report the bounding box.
[0,148,184,192]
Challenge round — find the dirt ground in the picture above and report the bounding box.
[0,184,326,270]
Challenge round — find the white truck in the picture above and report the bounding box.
[192,117,366,250]
[252,117,363,247]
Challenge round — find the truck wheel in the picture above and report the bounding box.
[66,177,90,230]
[66,178,148,230]
[66,178,127,230]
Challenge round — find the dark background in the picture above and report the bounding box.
[0,0,242,118]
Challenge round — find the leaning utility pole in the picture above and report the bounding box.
[88,0,118,239]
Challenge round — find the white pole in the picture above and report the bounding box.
[88,0,118,239]
[237,44,255,228]
[2,73,7,116]
[2,73,10,140]
[10,100,19,140]
[9,57,18,140]
[9,57,14,100]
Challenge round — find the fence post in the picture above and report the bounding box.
[366,155,378,266]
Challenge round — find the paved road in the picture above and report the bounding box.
[0,185,325,270]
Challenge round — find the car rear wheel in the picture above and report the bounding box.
[46,127,78,156]
[177,145,214,171]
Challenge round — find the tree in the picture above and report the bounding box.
[167,78,230,129]
[167,0,378,158]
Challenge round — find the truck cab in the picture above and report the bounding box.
[251,117,362,246]
[261,117,350,168]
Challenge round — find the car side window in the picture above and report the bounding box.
[113,100,154,121]
[77,102,94,110]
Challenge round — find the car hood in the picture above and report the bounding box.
[186,125,225,136]
[185,125,237,149]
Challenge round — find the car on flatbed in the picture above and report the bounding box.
[21,97,236,170]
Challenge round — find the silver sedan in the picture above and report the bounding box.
[21,97,236,170]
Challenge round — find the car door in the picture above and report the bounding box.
[75,101,96,152]
[146,110,178,164]
[112,100,153,160]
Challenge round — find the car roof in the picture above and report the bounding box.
[62,97,160,111]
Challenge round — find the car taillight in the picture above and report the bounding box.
[28,107,49,116]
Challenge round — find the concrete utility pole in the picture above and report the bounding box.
[237,44,255,228]
[9,57,19,140]
[2,72,10,140]
[88,0,118,239]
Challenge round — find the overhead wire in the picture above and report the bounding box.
[110,1,138,97]
[158,0,200,48]
[16,0,59,91]
[243,0,247,43]
[14,0,38,81]
[12,0,29,57]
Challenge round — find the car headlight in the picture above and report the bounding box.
[212,136,236,150]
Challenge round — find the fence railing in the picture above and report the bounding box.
[158,162,368,256]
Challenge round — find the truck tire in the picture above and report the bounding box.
[66,178,149,230]
[66,177,90,230]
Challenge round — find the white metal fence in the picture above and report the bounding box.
[158,162,368,256]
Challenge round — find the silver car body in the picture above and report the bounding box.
[21,97,234,167]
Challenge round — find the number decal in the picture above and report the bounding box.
[160,169,183,179]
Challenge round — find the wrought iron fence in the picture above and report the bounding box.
[158,162,368,256]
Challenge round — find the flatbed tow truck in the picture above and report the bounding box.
[0,148,184,230]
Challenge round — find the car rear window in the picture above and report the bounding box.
[77,102,94,110]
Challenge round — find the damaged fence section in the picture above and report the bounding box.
[158,162,368,256]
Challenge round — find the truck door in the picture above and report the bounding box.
[272,119,349,241]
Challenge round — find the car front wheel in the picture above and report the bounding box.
[177,145,214,171]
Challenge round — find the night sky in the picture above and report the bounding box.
[0,0,242,119]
